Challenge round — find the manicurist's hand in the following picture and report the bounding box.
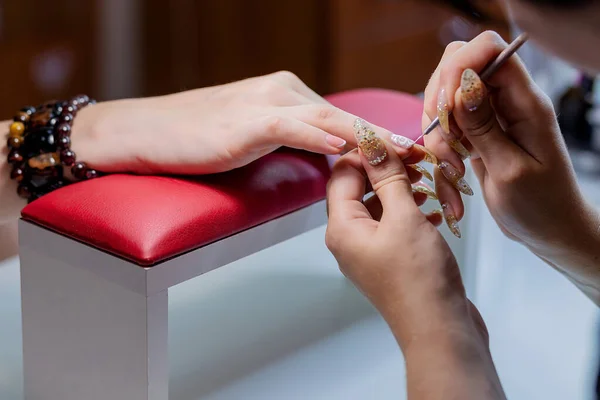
[325,135,504,399]
[423,32,600,304]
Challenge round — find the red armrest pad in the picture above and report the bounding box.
[21,89,423,266]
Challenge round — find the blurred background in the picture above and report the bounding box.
[1,1,599,399]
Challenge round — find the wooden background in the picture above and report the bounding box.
[0,0,509,118]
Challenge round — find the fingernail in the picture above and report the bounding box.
[407,164,433,182]
[437,88,451,134]
[442,203,462,238]
[413,144,438,165]
[448,139,471,160]
[438,161,474,196]
[461,69,486,112]
[430,208,443,218]
[353,118,388,166]
[325,134,347,148]
[412,182,438,200]
[390,134,415,149]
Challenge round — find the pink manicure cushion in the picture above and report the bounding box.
[21,89,424,266]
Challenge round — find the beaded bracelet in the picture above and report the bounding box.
[6,95,99,202]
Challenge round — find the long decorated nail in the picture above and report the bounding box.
[461,69,486,112]
[448,138,471,160]
[407,164,433,182]
[442,203,461,238]
[412,181,438,200]
[390,134,415,149]
[353,118,388,166]
[437,88,451,134]
[438,161,474,196]
[413,144,438,165]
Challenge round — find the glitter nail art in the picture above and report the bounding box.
[437,88,451,134]
[353,118,388,166]
[461,69,486,112]
[413,144,438,165]
[407,164,433,182]
[442,203,462,238]
[390,134,415,149]
[438,161,474,196]
[448,138,471,160]
[412,182,438,200]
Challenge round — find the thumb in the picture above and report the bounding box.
[453,69,524,174]
[354,118,417,221]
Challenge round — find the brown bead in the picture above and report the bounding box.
[17,184,32,199]
[8,150,24,164]
[30,109,53,129]
[28,152,60,169]
[58,135,71,148]
[14,112,29,123]
[59,113,74,124]
[85,169,98,179]
[10,167,24,182]
[9,122,25,137]
[60,149,76,166]
[56,123,71,138]
[71,162,88,179]
[7,136,23,149]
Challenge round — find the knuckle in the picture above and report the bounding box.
[444,40,466,55]
[255,79,283,97]
[273,70,300,84]
[480,30,505,47]
[325,226,341,253]
[316,105,338,121]
[261,115,284,136]
[371,167,411,192]
[499,164,528,185]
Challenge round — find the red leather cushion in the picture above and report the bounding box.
[22,89,424,266]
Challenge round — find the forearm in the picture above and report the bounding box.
[404,331,505,400]
[1,119,28,223]
[376,291,505,400]
[531,202,600,306]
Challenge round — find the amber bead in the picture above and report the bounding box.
[85,169,98,179]
[71,162,88,179]
[17,184,32,199]
[7,136,23,149]
[10,167,24,182]
[13,112,29,123]
[28,152,60,170]
[60,149,76,166]
[9,122,25,137]
[8,150,23,164]
[20,106,36,116]
[29,109,53,129]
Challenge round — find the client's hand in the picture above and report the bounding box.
[326,142,504,398]
[71,71,381,175]
[423,31,600,302]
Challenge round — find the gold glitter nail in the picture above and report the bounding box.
[442,203,462,238]
[408,164,433,182]
[461,69,486,112]
[412,182,438,200]
[353,118,388,166]
[437,88,451,134]
[438,161,474,196]
[448,139,471,160]
[413,144,438,165]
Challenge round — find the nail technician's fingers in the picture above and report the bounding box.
[407,164,433,182]
[434,164,465,221]
[412,181,438,200]
[438,160,474,196]
[426,209,444,227]
[442,202,462,239]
